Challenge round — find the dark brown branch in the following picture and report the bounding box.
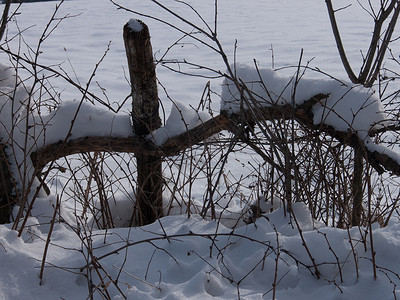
[325,0,358,83]
[366,1,400,87]
[326,0,400,88]
[30,136,148,171]
[358,0,397,84]
[30,93,400,177]
[352,146,363,226]
[0,0,12,42]
[0,143,15,223]
[369,122,400,136]
[159,113,230,156]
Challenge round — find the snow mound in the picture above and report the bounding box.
[1,202,400,299]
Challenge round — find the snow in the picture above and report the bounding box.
[43,100,133,141]
[1,200,400,299]
[0,63,133,188]
[151,101,212,145]
[221,64,387,134]
[127,19,144,32]
[0,0,399,299]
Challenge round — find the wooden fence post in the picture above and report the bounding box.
[123,19,163,226]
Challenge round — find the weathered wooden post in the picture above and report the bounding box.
[123,19,163,226]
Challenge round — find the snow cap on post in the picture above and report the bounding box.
[127,19,144,32]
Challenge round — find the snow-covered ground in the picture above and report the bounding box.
[0,0,400,299]
[3,200,400,299]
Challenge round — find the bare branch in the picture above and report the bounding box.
[0,0,11,42]
[325,0,358,83]
[359,0,398,84]
[366,1,400,87]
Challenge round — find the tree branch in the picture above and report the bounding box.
[325,0,358,83]
[30,93,400,176]
[358,0,397,84]
[366,1,400,87]
[0,0,12,42]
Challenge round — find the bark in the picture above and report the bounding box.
[0,0,11,42]
[123,20,161,135]
[31,94,400,177]
[124,20,163,225]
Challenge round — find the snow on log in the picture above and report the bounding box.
[221,65,387,135]
[2,61,400,182]
[220,65,400,175]
[0,62,134,187]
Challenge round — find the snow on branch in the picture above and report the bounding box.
[221,65,387,134]
[0,63,133,186]
[220,65,400,174]
[2,63,400,179]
